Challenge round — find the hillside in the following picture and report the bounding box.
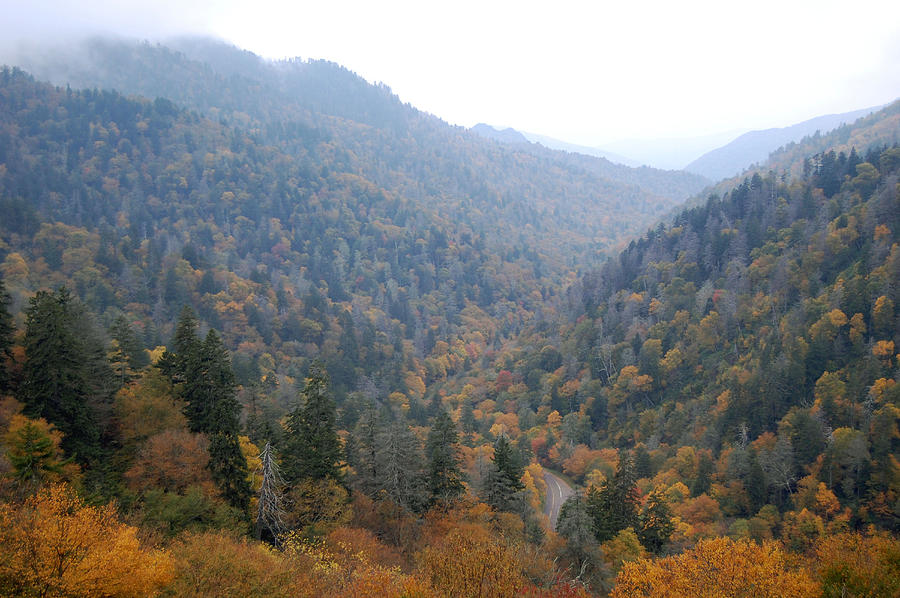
[685,106,883,181]
[469,137,900,534]
[471,123,530,144]
[470,122,710,201]
[0,37,898,598]
[0,33,690,405]
[519,130,641,167]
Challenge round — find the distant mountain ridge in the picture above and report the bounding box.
[517,131,641,167]
[470,123,530,144]
[470,123,710,201]
[685,106,883,181]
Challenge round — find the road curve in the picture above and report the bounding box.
[543,470,575,530]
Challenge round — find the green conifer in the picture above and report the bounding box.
[425,410,465,504]
[283,362,344,483]
[20,288,99,464]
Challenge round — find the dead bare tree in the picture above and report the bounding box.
[255,441,286,546]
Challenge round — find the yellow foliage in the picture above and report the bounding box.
[0,484,172,597]
[602,527,647,573]
[525,462,547,501]
[782,508,824,552]
[284,477,352,532]
[665,481,690,504]
[113,369,188,444]
[585,468,607,489]
[869,378,896,404]
[826,308,848,328]
[611,537,818,598]
[240,435,262,493]
[873,340,895,360]
[814,532,900,598]
[417,526,526,598]
[522,469,541,512]
[166,530,315,597]
[546,410,562,429]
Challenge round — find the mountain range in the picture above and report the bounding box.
[474,106,886,179]
[0,34,898,597]
[684,106,882,180]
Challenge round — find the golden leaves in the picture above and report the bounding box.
[0,484,172,597]
[611,537,818,598]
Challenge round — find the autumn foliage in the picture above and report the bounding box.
[0,484,172,597]
[611,537,819,598]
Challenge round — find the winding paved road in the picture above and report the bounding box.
[543,470,575,530]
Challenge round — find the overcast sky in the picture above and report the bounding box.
[2,0,899,146]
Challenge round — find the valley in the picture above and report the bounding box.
[0,35,897,597]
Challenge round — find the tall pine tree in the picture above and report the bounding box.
[19,288,100,464]
[283,362,343,484]
[481,434,526,513]
[199,330,250,511]
[587,451,640,542]
[349,403,381,497]
[425,410,465,504]
[165,312,250,511]
[377,416,426,512]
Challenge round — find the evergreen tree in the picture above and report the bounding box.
[208,431,251,511]
[746,448,768,511]
[691,453,714,497]
[173,306,201,379]
[199,331,249,510]
[156,306,200,385]
[69,303,119,432]
[587,451,640,542]
[376,417,426,511]
[637,489,674,553]
[0,276,14,394]
[349,403,381,497]
[109,315,148,383]
[19,288,99,464]
[556,494,597,559]
[181,330,240,435]
[168,321,249,511]
[481,434,526,513]
[6,418,67,486]
[425,410,465,504]
[283,362,344,483]
[634,444,653,479]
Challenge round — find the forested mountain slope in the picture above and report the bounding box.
[685,106,881,181]
[0,37,898,598]
[0,55,678,414]
[482,140,900,537]
[700,100,900,199]
[470,121,710,200]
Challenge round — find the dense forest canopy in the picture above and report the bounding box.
[0,38,898,597]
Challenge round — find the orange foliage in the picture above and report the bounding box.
[562,444,603,479]
[611,537,819,598]
[165,530,315,597]
[0,484,172,596]
[125,429,215,494]
[417,526,526,598]
[113,369,188,444]
[674,494,724,539]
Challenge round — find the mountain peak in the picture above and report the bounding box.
[470,123,530,144]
